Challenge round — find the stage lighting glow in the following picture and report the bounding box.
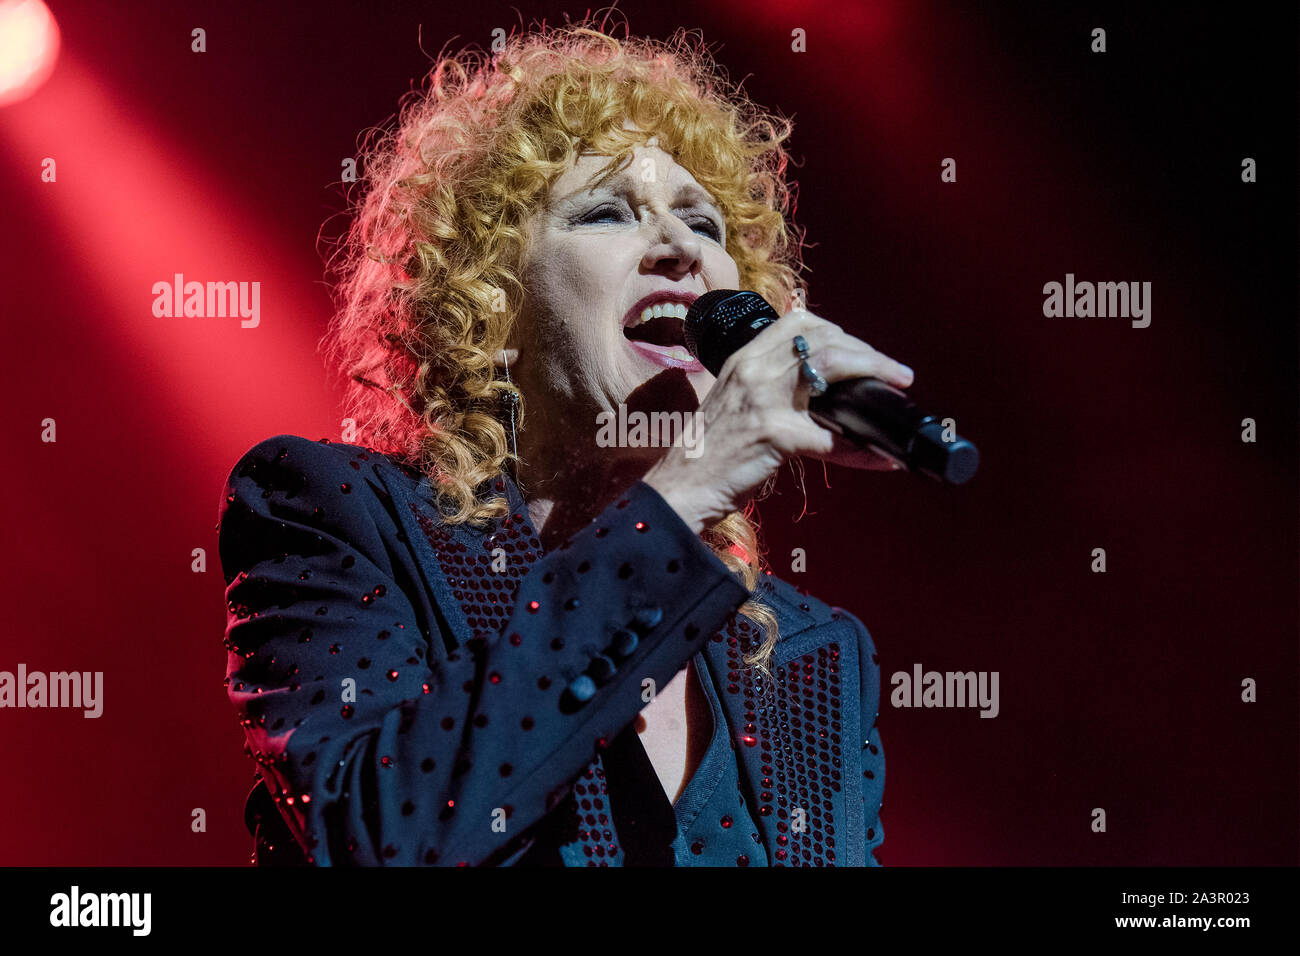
[0,0,60,107]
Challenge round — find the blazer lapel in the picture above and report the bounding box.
[700,604,866,866]
[382,464,538,656]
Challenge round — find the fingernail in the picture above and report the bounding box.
[900,364,915,380]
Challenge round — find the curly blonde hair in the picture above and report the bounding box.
[321,18,807,669]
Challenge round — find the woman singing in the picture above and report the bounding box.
[218,22,908,866]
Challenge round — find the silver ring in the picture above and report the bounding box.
[792,335,828,397]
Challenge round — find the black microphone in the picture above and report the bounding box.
[684,290,979,485]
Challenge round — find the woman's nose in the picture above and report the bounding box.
[640,213,704,279]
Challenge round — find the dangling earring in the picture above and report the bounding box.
[499,353,519,471]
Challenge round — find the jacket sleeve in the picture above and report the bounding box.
[845,609,885,865]
[218,434,752,866]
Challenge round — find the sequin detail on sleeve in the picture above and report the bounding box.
[408,501,626,865]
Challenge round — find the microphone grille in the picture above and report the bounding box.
[684,290,781,375]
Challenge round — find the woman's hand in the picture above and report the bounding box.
[643,308,914,535]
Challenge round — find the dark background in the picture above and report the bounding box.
[2,0,1295,865]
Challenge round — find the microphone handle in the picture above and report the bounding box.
[808,377,980,486]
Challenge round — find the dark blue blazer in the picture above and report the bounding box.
[218,434,885,866]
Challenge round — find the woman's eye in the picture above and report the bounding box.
[688,218,723,241]
[576,205,721,241]
[578,205,629,224]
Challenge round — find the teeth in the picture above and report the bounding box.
[634,301,690,326]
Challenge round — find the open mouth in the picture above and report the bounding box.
[620,293,702,370]
[623,300,690,348]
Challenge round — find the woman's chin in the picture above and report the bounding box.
[618,365,703,417]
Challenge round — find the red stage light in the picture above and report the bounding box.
[0,0,60,107]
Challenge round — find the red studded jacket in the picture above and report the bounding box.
[218,433,885,866]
